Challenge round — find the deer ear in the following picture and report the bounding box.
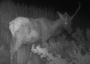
[64,12,72,22]
[57,11,64,20]
[57,11,68,25]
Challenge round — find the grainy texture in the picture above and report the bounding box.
[0,1,59,64]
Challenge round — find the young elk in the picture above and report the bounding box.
[9,11,72,62]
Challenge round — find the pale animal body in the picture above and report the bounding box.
[9,12,72,61]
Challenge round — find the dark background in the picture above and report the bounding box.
[12,0,90,28]
[13,0,90,15]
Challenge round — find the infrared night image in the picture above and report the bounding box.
[0,0,90,64]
